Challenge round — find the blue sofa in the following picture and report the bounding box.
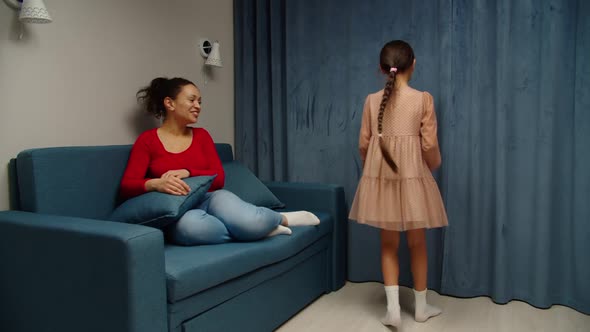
[0,144,347,332]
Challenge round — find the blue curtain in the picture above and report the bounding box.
[440,0,590,312]
[234,0,590,313]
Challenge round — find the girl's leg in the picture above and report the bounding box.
[205,190,284,241]
[381,229,400,285]
[167,209,231,245]
[406,228,442,322]
[407,228,428,290]
[381,229,401,327]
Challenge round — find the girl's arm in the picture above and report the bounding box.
[359,95,372,162]
[421,92,442,171]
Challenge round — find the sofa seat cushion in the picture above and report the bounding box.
[164,211,332,303]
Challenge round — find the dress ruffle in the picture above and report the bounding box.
[349,136,448,231]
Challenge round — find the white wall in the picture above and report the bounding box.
[0,0,234,210]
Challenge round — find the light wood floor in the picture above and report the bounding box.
[277,282,589,332]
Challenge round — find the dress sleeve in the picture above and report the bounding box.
[186,129,225,190]
[359,95,372,161]
[421,92,442,171]
[119,133,152,200]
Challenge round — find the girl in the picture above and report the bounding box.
[349,40,449,327]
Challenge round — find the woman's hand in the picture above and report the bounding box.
[146,175,191,195]
[162,169,190,179]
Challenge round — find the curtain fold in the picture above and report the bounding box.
[234,0,289,181]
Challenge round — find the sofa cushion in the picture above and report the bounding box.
[109,176,216,229]
[215,144,234,163]
[16,145,132,219]
[222,161,285,209]
[164,211,331,302]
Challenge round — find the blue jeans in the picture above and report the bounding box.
[168,189,283,245]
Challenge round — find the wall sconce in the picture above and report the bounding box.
[199,38,222,67]
[3,0,52,23]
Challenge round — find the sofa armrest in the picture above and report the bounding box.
[265,182,347,291]
[0,211,167,332]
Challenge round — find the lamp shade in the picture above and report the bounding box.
[205,41,222,67]
[19,0,52,24]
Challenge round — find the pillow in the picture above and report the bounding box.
[222,161,285,209]
[109,175,216,228]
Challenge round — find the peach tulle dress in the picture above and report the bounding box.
[349,86,449,231]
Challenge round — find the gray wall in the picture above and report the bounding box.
[0,0,234,210]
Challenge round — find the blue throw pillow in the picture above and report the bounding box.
[222,162,285,209]
[109,175,216,228]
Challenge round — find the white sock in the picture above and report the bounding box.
[381,285,401,327]
[280,211,320,226]
[266,225,292,238]
[414,288,442,322]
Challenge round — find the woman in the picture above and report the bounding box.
[120,77,319,245]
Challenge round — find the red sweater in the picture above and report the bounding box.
[119,127,225,200]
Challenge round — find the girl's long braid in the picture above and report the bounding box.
[377,70,398,173]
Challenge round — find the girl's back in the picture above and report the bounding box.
[369,86,424,137]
